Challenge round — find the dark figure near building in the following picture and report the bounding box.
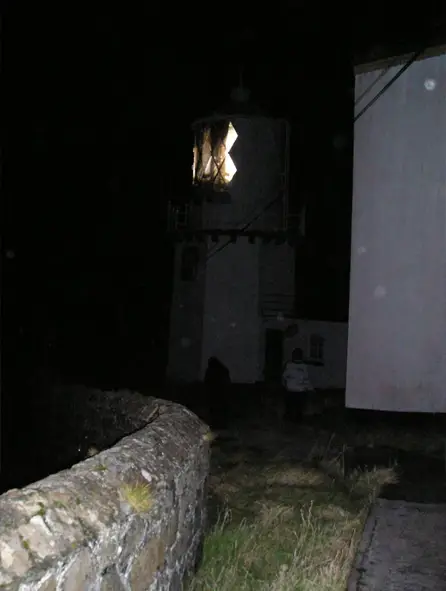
[204,356,231,428]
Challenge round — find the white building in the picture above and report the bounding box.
[347,44,446,412]
[166,92,348,388]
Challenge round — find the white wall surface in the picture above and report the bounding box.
[266,318,348,389]
[347,52,446,412]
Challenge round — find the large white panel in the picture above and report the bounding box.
[347,52,446,412]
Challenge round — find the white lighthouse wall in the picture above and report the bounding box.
[168,116,290,384]
[198,116,289,383]
[200,237,262,383]
[347,51,446,412]
[166,243,206,382]
[265,317,348,389]
[259,242,296,300]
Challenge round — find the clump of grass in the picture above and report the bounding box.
[203,430,217,443]
[189,431,398,591]
[86,446,99,457]
[120,481,154,514]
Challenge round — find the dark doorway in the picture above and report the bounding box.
[263,329,284,383]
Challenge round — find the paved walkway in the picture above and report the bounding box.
[348,499,446,590]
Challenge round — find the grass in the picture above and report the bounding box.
[120,480,154,514]
[189,423,399,591]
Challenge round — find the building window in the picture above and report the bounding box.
[180,245,199,281]
[309,334,324,363]
[192,120,238,189]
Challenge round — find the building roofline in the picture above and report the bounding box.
[354,42,446,74]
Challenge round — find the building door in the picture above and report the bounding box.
[263,329,284,383]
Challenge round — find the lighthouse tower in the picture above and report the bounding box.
[166,87,298,384]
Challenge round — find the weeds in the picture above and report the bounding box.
[189,426,398,591]
[120,481,153,514]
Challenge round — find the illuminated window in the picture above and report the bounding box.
[192,120,237,189]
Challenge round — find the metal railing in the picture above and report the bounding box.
[167,200,304,236]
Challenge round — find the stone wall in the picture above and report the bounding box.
[0,391,211,590]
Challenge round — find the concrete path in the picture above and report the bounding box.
[348,499,446,590]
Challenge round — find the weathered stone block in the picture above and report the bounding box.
[19,572,58,591]
[128,538,165,591]
[99,567,125,591]
[0,391,211,590]
[61,548,95,590]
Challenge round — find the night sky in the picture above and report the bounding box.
[5,6,445,393]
